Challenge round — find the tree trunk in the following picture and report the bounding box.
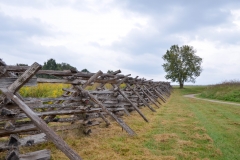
[180,83,184,89]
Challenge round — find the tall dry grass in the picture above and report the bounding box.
[19,83,71,98]
[19,83,126,98]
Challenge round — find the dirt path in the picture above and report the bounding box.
[184,94,240,106]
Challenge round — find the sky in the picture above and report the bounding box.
[0,0,240,85]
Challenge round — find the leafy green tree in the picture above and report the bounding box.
[107,70,113,73]
[42,59,77,71]
[81,68,90,73]
[57,63,77,71]
[39,58,77,78]
[43,58,58,70]
[162,45,202,88]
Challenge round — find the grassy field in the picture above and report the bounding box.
[199,80,240,102]
[1,86,238,160]
[19,83,71,98]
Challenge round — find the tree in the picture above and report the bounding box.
[81,68,90,73]
[57,63,77,71]
[43,58,58,70]
[42,59,77,71]
[162,45,202,88]
[39,58,77,78]
[107,70,113,73]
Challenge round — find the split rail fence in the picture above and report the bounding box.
[0,59,172,160]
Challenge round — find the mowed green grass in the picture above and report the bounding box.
[139,86,239,160]
[174,86,240,159]
[1,86,239,159]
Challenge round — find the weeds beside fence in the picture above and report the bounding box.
[19,83,127,98]
[19,83,71,98]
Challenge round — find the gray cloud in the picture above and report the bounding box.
[120,0,239,34]
[107,0,240,58]
[107,1,239,56]
[0,11,78,67]
[109,29,179,56]
[121,0,240,15]
[0,0,72,9]
[121,61,164,76]
[0,12,51,44]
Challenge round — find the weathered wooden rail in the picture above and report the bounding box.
[0,59,172,160]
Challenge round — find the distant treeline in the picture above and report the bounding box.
[17,58,90,79]
[17,58,114,78]
[17,58,90,72]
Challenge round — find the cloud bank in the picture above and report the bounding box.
[0,0,240,85]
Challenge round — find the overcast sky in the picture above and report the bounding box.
[0,0,240,85]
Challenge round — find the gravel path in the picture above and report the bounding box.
[184,94,240,106]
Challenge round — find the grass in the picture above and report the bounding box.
[173,85,206,95]
[18,83,126,98]
[199,80,240,102]
[19,83,71,98]
[1,85,239,159]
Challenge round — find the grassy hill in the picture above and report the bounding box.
[199,80,240,102]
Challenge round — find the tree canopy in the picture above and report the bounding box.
[43,58,58,70]
[42,58,77,71]
[39,58,78,78]
[81,68,90,73]
[162,45,202,88]
[107,70,114,73]
[15,58,91,78]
